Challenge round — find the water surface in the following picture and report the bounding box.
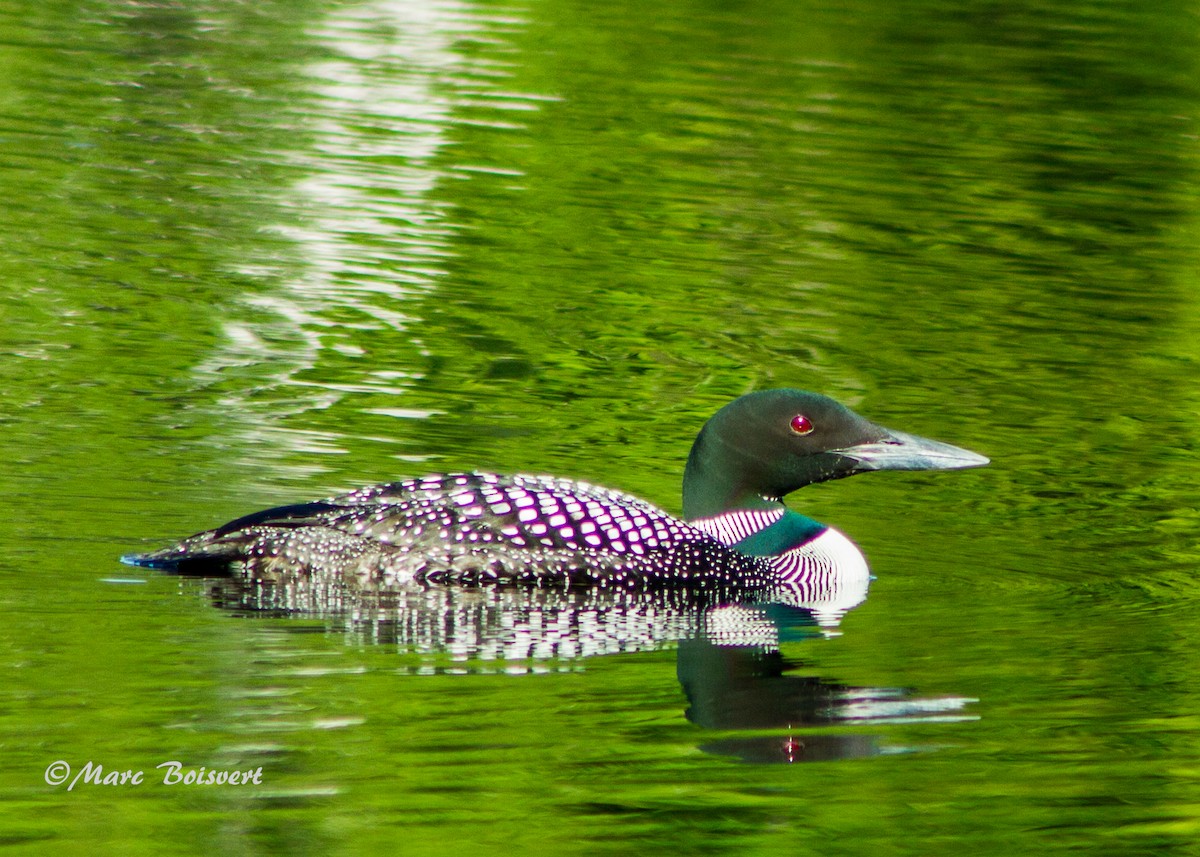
[3,0,1200,854]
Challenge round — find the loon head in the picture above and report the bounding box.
[681,389,988,521]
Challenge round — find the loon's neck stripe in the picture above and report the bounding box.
[689,508,786,547]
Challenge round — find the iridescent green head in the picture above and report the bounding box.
[682,389,988,521]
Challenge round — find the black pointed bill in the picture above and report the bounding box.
[832,429,989,472]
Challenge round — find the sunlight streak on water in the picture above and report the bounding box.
[195,0,542,484]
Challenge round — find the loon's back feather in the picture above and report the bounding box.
[124,473,775,587]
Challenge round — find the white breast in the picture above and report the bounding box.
[770,527,871,628]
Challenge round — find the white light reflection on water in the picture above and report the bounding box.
[194,0,549,484]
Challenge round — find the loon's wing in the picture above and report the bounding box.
[121,472,744,584]
[319,472,703,555]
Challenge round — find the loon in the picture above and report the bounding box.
[121,389,987,588]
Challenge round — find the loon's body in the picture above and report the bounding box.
[123,389,987,587]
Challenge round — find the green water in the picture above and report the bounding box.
[4,0,1200,853]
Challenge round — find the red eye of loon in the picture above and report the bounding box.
[789,414,814,435]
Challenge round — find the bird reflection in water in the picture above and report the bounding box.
[679,605,976,763]
[190,559,973,763]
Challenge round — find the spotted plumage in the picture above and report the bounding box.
[123,389,987,589]
[131,473,780,588]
